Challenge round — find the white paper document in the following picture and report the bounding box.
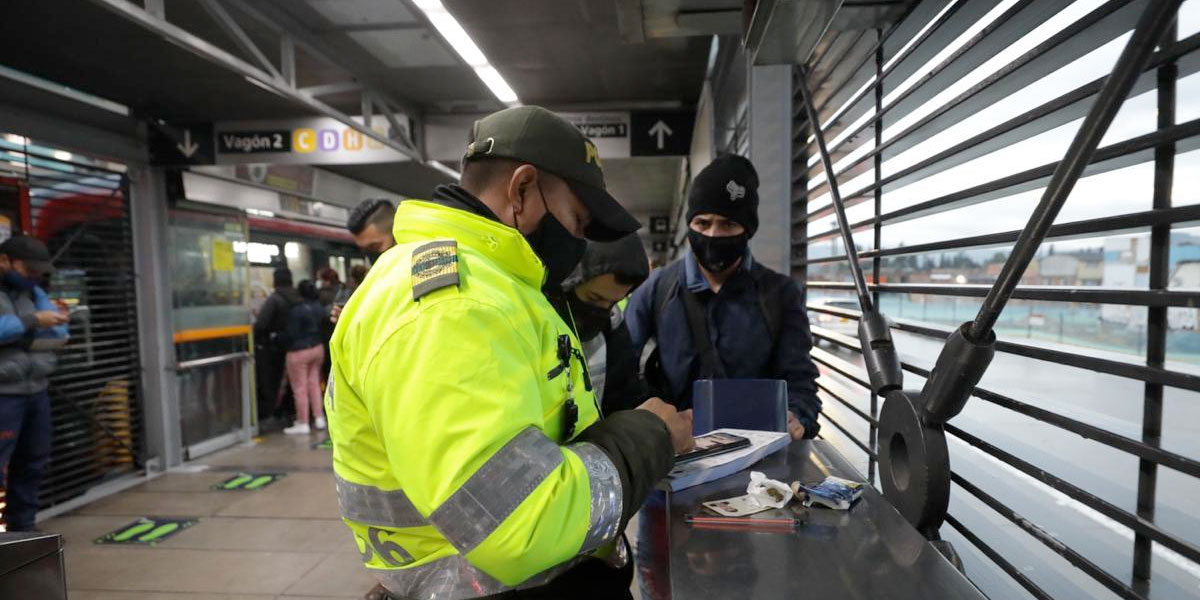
[665,429,791,491]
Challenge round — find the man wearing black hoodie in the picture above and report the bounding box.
[253,267,300,426]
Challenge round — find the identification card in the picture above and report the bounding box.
[702,493,775,517]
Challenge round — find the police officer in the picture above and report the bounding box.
[327,106,693,600]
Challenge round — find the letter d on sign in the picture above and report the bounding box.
[319,130,339,151]
[294,128,316,154]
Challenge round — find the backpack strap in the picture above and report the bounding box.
[748,265,788,348]
[655,260,726,379]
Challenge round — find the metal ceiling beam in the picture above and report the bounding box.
[84,0,422,161]
[313,22,424,33]
[197,0,282,81]
[299,81,363,97]
[221,0,423,121]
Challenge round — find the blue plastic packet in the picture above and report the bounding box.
[800,476,865,510]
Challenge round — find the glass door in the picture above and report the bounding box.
[168,207,253,458]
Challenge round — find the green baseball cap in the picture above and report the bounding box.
[463,105,641,242]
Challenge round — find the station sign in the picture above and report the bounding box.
[630,111,694,157]
[213,116,412,165]
[149,122,215,166]
[559,111,695,158]
[560,112,631,158]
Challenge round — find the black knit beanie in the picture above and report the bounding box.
[686,154,759,238]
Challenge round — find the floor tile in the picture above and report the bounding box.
[132,472,233,493]
[66,547,325,595]
[71,491,242,518]
[151,517,350,553]
[69,592,273,600]
[216,473,340,520]
[281,552,378,598]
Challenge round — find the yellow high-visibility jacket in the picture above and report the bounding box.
[326,200,623,599]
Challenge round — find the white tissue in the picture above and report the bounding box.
[746,471,794,509]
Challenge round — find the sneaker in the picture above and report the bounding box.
[283,422,311,435]
[314,417,327,430]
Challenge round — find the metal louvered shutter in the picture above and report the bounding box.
[0,136,143,516]
[792,1,1200,598]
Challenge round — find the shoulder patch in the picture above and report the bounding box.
[412,240,460,300]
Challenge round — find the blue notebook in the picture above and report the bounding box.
[691,379,788,435]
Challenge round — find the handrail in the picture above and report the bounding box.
[175,351,250,371]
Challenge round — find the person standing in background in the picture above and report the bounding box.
[315,267,343,308]
[282,280,327,435]
[333,200,398,326]
[625,155,821,441]
[549,235,651,416]
[253,267,299,428]
[0,236,69,531]
[347,198,396,258]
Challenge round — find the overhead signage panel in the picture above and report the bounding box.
[560,112,630,159]
[630,110,695,156]
[149,122,215,166]
[214,116,411,165]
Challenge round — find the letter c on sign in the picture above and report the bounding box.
[294,128,316,154]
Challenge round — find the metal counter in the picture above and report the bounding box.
[650,440,984,599]
[0,532,67,600]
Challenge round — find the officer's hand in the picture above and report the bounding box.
[787,411,806,441]
[330,304,342,324]
[34,310,68,328]
[637,397,694,454]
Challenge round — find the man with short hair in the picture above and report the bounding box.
[626,154,821,441]
[347,198,397,257]
[334,200,398,326]
[0,235,69,531]
[253,267,299,427]
[327,105,693,599]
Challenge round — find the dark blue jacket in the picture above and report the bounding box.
[626,250,821,435]
[285,299,325,352]
[0,284,70,395]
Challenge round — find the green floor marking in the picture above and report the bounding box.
[95,517,197,546]
[222,474,253,489]
[138,522,179,542]
[212,472,286,491]
[243,475,274,490]
[110,519,155,542]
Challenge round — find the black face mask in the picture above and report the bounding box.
[688,229,747,273]
[566,293,612,341]
[521,183,587,288]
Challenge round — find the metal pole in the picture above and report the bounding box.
[1134,19,1177,583]
[968,0,1183,341]
[869,31,884,485]
[796,66,874,311]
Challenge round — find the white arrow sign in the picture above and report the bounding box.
[176,129,200,158]
[648,120,673,150]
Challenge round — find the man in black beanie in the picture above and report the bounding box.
[625,154,821,440]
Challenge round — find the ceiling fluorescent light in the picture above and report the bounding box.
[474,66,519,105]
[413,0,520,105]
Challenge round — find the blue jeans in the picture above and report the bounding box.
[0,390,51,531]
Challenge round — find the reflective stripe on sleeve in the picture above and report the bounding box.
[335,473,427,528]
[427,427,563,554]
[566,441,623,553]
